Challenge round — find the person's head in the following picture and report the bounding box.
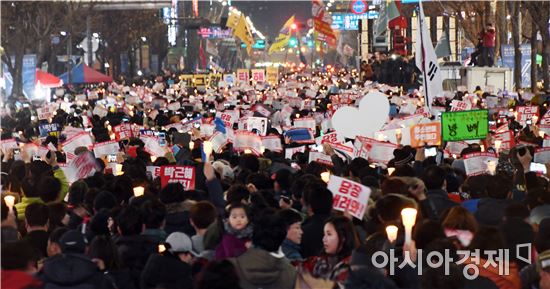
[226,203,249,231]
[421,165,446,190]
[373,194,416,224]
[38,176,62,203]
[239,154,259,173]
[159,182,185,204]
[348,158,370,178]
[381,177,409,196]
[141,199,166,229]
[68,180,89,207]
[1,241,40,274]
[461,175,489,199]
[93,191,118,213]
[414,220,446,250]
[468,226,505,258]
[442,206,478,233]
[486,174,512,199]
[165,232,196,264]
[535,218,550,253]
[274,169,293,192]
[252,212,287,252]
[47,202,68,231]
[116,206,143,236]
[196,260,242,289]
[322,216,359,259]
[189,201,217,230]
[278,209,303,245]
[47,227,69,257]
[88,235,120,270]
[59,230,88,254]
[308,187,333,215]
[226,184,251,204]
[246,173,272,191]
[25,202,49,230]
[504,203,530,221]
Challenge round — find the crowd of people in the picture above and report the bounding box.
[1,67,550,289]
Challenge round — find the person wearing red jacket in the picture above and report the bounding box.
[482,23,496,67]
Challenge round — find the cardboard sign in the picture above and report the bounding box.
[233,131,263,154]
[261,135,283,152]
[160,165,196,190]
[240,117,268,136]
[285,128,314,144]
[463,152,499,176]
[0,139,19,152]
[251,69,265,83]
[209,132,229,153]
[141,136,166,157]
[441,110,488,141]
[534,148,550,164]
[285,146,306,160]
[62,133,93,155]
[308,151,333,166]
[410,122,441,147]
[293,117,316,132]
[37,105,57,120]
[38,123,61,138]
[516,106,539,126]
[237,69,249,84]
[66,152,99,183]
[357,137,398,164]
[493,130,515,151]
[113,123,133,140]
[327,175,371,220]
[93,140,120,157]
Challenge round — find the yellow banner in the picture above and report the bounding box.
[234,15,254,54]
[266,67,279,85]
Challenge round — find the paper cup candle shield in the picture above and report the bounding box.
[331,91,390,139]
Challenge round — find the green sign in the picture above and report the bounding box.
[441,110,488,141]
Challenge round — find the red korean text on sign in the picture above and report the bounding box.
[160,165,196,190]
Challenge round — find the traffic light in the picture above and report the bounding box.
[288,37,298,48]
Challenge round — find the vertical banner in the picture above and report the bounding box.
[23,54,36,99]
[120,53,129,75]
[266,67,279,85]
[501,44,531,88]
[141,45,150,70]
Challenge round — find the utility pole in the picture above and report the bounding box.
[87,15,93,66]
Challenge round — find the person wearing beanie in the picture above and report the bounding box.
[38,230,116,289]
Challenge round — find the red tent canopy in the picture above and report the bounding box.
[35,69,63,88]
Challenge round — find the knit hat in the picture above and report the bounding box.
[388,146,414,167]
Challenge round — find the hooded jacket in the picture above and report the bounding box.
[140,253,193,289]
[39,253,116,289]
[230,247,297,289]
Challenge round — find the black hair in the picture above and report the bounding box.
[226,184,250,204]
[196,260,242,289]
[1,241,40,270]
[49,227,70,244]
[39,176,62,203]
[159,182,185,204]
[278,209,303,231]
[308,187,333,215]
[239,154,260,173]
[348,157,370,178]
[246,173,272,191]
[189,201,218,230]
[88,235,121,270]
[323,216,359,259]
[486,174,512,199]
[25,202,49,227]
[252,212,287,252]
[47,202,67,232]
[141,199,166,229]
[116,206,143,236]
[421,165,446,190]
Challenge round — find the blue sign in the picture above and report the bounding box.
[39,123,61,137]
[331,12,379,30]
[351,0,367,15]
[501,44,531,88]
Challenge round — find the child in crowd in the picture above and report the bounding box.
[215,203,253,260]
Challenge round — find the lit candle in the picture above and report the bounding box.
[133,186,145,197]
[158,244,166,253]
[401,208,417,245]
[150,155,157,163]
[385,225,398,243]
[4,195,15,211]
[321,171,331,183]
[532,115,539,124]
[539,131,545,138]
[203,141,213,160]
[295,113,300,118]
[486,160,497,175]
[494,140,502,152]
[395,128,402,136]
[260,146,265,154]
[388,167,395,176]
[244,149,252,154]
[189,142,195,150]
[480,145,485,152]
[115,164,123,176]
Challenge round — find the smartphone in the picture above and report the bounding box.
[107,154,117,163]
[425,147,437,157]
[158,132,167,147]
[530,162,547,174]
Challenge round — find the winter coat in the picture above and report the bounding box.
[230,247,297,289]
[475,198,516,226]
[1,270,43,289]
[300,213,331,258]
[140,253,193,289]
[215,221,253,260]
[39,253,116,289]
[425,189,459,219]
[464,258,521,289]
[281,238,303,261]
[114,234,157,288]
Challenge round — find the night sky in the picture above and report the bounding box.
[231,1,312,41]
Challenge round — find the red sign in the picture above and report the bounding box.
[350,0,367,15]
[160,165,196,190]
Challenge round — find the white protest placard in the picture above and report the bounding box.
[293,117,316,132]
[209,132,229,153]
[62,133,93,155]
[327,175,371,220]
[0,139,19,152]
[450,100,472,111]
[233,131,262,154]
[167,102,181,111]
[445,141,470,156]
[331,91,389,139]
[540,125,550,136]
[285,146,306,160]
[261,135,283,153]
[308,151,333,166]
[331,142,356,159]
[37,105,56,120]
[517,106,539,126]
[146,166,161,179]
[141,136,166,157]
[463,152,499,176]
[217,110,240,128]
[93,140,120,157]
[200,123,215,138]
[252,104,271,117]
[544,137,550,148]
[357,137,398,164]
[66,152,99,183]
[242,117,268,136]
[493,130,515,151]
[316,132,343,145]
[93,105,108,118]
[534,148,550,164]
